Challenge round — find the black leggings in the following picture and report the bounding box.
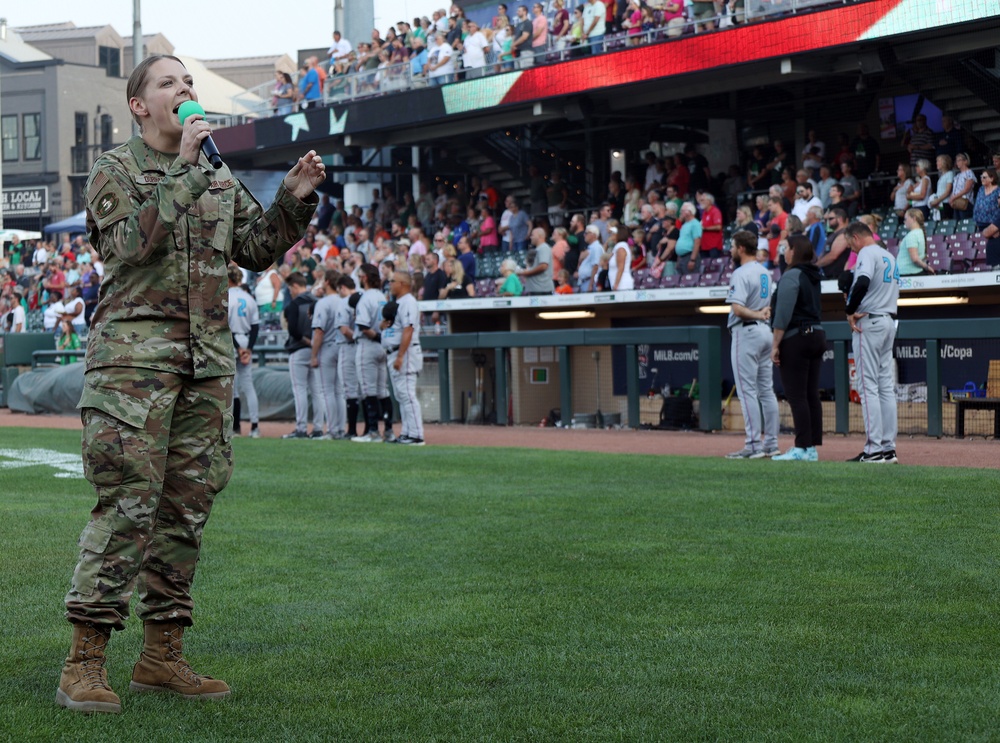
[778,329,826,449]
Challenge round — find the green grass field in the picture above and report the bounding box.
[1,427,998,742]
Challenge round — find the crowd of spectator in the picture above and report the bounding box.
[1,236,103,347]
[211,127,1000,319]
[267,0,839,110]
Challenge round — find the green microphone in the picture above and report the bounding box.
[177,101,223,169]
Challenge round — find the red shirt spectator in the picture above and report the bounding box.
[700,203,723,253]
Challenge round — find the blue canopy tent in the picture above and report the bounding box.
[43,211,88,236]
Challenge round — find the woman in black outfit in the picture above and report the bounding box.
[770,235,826,461]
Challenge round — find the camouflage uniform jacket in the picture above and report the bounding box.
[84,136,316,378]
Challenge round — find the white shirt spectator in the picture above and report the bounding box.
[791,195,823,222]
[328,37,353,63]
[462,30,488,69]
[43,300,65,331]
[7,304,26,333]
[583,0,606,38]
[408,239,428,258]
[428,42,454,79]
[33,246,49,265]
[63,296,86,329]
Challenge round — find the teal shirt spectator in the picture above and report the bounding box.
[499,273,523,296]
[896,228,926,275]
[675,218,703,257]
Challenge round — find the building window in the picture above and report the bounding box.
[99,46,121,77]
[22,114,41,161]
[1,115,17,162]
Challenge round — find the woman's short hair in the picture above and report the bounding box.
[500,258,519,273]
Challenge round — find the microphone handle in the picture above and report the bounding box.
[201,135,223,170]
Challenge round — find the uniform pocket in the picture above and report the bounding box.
[79,383,153,490]
[204,411,234,496]
[70,523,114,596]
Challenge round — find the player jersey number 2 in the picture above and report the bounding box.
[882,256,900,284]
[237,298,248,317]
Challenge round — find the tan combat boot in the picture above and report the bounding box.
[129,622,231,699]
[56,623,122,714]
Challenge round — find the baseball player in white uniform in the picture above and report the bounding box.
[844,221,900,463]
[335,276,361,438]
[310,270,347,439]
[724,230,779,459]
[227,266,261,438]
[353,265,391,443]
[382,270,424,445]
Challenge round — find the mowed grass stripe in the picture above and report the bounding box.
[0,427,997,741]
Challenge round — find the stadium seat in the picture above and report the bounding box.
[956,218,975,234]
[659,274,680,289]
[679,273,699,288]
[929,256,952,273]
[633,268,649,285]
[936,220,957,235]
[640,273,659,289]
[698,272,720,287]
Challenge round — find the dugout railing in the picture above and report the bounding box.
[421,319,1000,437]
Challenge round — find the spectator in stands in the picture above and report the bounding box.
[421,252,448,301]
[928,154,954,220]
[554,269,574,293]
[897,208,933,276]
[607,226,635,291]
[732,204,757,237]
[622,0,642,44]
[803,205,826,258]
[816,164,837,209]
[462,21,489,77]
[441,257,476,298]
[765,196,788,267]
[591,202,612,243]
[545,171,569,227]
[298,62,321,109]
[457,236,477,281]
[903,114,936,167]
[519,227,554,294]
[662,0,686,37]
[496,258,524,296]
[675,202,703,275]
[551,0,571,54]
[780,168,797,205]
[583,0,606,54]
[698,192,724,258]
[935,115,962,160]
[550,227,570,275]
[801,128,825,165]
[427,32,456,85]
[43,290,65,332]
[791,182,822,222]
[949,152,976,219]
[690,0,717,32]
[81,271,100,326]
[328,31,353,71]
[510,5,534,66]
[973,168,1000,235]
[4,288,26,332]
[62,285,86,334]
[890,163,914,218]
[981,217,1000,267]
[905,159,932,218]
[838,162,861,216]
[530,3,549,59]
[577,224,604,290]
[851,124,880,179]
[815,207,850,280]
[506,199,531,252]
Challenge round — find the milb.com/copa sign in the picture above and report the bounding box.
[2,187,49,215]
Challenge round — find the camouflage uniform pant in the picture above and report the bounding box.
[65,367,234,630]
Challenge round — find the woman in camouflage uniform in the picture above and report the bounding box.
[57,55,326,714]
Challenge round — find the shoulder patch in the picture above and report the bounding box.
[94,192,119,219]
[208,179,235,191]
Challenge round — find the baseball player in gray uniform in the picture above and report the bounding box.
[310,269,347,439]
[724,230,779,459]
[382,270,424,445]
[844,221,900,463]
[353,264,391,443]
[227,266,261,438]
[335,276,361,438]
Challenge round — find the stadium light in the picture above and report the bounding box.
[897,295,968,307]
[696,305,730,314]
[537,311,596,320]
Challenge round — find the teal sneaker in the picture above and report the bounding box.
[805,447,818,461]
[772,447,809,461]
